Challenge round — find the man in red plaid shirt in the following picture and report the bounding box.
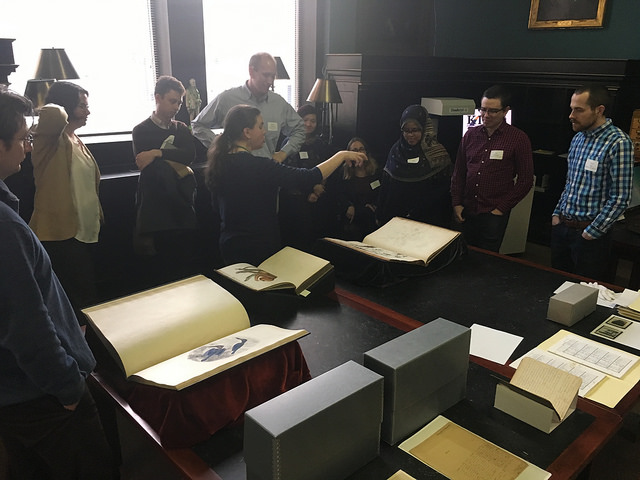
[451,85,534,252]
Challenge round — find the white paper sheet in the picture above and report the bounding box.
[470,324,523,365]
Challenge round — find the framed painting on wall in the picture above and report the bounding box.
[528,0,608,29]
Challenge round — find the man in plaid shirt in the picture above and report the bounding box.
[552,84,634,280]
[451,85,534,252]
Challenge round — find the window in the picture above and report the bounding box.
[202,0,297,108]
[1,0,156,135]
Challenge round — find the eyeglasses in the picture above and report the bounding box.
[478,107,505,115]
[349,147,366,153]
[401,128,422,135]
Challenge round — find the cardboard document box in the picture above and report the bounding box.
[494,357,581,433]
[244,360,383,480]
[547,283,598,326]
[363,318,471,445]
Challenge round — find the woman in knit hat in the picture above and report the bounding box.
[377,104,452,228]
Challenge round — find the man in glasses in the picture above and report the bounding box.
[0,87,116,479]
[451,85,534,252]
[551,84,633,280]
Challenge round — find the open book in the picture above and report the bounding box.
[82,275,308,390]
[323,217,461,265]
[216,246,334,296]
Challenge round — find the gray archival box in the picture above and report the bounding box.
[364,317,471,444]
[244,360,384,480]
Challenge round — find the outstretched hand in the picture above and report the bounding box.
[341,150,367,168]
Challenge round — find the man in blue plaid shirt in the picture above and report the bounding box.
[551,84,634,280]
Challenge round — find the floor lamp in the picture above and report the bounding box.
[306,77,342,145]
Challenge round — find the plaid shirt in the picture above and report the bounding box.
[451,121,534,215]
[554,119,634,238]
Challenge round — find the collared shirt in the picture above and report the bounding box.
[451,121,534,215]
[553,119,634,238]
[191,82,305,159]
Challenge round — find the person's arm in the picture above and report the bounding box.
[191,93,225,148]
[0,222,88,407]
[316,151,366,180]
[451,135,469,222]
[276,105,305,160]
[584,138,634,239]
[158,122,196,165]
[495,131,534,214]
[133,122,196,171]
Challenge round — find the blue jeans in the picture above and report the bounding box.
[550,223,612,281]
[462,212,511,252]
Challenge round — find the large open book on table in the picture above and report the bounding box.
[323,217,461,266]
[82,275,308,390]
[215,246,334,296]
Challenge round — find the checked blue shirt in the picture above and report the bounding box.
[553,119,634,238]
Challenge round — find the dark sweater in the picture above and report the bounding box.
[213,151,322,265]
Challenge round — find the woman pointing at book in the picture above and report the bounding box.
[205,104,365,266]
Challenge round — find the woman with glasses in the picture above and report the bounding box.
[336,137,380,240]
[377,104,452,228]
[30,81,102,323]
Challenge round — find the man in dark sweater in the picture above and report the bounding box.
[132,75,198,285]
[0,88,116,478]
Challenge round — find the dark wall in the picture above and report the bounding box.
[322,0,640,59]
[433,0,639,59]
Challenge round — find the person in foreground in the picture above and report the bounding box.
[451,85,534,252]
[29,81,103,322]
[205,104,366,266]
[0,87,116,479]
[551,84,634,280]
[192,52,305,163]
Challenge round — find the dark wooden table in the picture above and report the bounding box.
[90,246,632,479]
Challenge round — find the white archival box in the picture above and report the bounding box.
[421,97,476,116]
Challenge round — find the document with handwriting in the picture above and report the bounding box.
[399,416,550,480]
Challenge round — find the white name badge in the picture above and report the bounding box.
[299,151,309,159]
[490,150,504,160]
[408,157,420,164]
[267,122,278,132]
[370,179,381,190]
[585,159,599,172]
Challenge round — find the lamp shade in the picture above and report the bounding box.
[306,78,342,104]
[274,56,289,80]
[34,48,78,80]
[24,79,56,109]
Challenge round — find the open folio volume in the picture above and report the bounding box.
[82,275,308,390]
[215,246,334,296]
[323,217,462,266]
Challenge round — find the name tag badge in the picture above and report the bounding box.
[267,122,278,132]
[408,157,420,164]
[490,150,504,160]
[299,151,309,159]
[370,179,381,190]
[585,159,599,172]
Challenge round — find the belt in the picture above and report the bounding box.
[559,215,592,230]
